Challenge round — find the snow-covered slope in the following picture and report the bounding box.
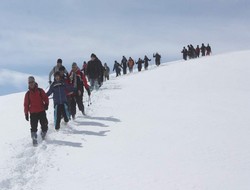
[0,51,250,190]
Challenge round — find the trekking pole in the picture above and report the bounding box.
[88,95,92,106]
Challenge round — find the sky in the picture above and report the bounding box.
[0,0,250,76]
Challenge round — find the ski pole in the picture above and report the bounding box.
[88,95,92,106]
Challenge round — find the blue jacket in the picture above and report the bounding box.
[46,81,73,105]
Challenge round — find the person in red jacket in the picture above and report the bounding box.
[24,76,49,146]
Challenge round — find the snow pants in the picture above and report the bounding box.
[89,78,99,91]
[54,103,70,129]
[30,111,48,133]
[69,94,84,117]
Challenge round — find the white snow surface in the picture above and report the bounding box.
[0,50,250,190]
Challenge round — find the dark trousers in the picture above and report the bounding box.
[70,94,84,116]
[54,104,70,129]
[123,67,127,75]
[30,111,48,133]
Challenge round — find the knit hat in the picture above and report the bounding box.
[72,62,77,67]
[28,76,35,83]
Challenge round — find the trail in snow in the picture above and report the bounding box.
[0,78,122,190]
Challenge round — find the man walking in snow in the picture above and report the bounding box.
[121,56,128,75]
[24,76,49,146]
[144,55,151,70]
[113,61,122,77]
[48,58,68,85]
[87,53,103,91]
[153,52,161,66]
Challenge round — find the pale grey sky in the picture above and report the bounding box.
[0,0,250,74]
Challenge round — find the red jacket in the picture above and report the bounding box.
[24,85,49,114]
[69,68,89,90]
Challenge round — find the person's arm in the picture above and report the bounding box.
[41,89,49,110]
[24,92,29,115]
[46,85,53,97]
[24,92,29,121]
[48,67,55,83]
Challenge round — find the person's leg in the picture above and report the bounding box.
[39,111,48,139]
[30,113,39,144]
[54,105,62,130]
[62,103,70,122]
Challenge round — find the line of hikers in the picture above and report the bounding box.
[23,52,163,145]
[24,53,107,146]
[113,53,161,77]
[181,43,212,60]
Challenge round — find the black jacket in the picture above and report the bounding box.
[87,58,103,79]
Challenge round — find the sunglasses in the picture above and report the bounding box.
[29,81,35,84]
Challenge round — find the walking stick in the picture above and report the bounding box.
[88,95,92,106]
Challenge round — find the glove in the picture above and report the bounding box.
[44,103,48,110]
[87,88,91,96]
[25,114,29,121]
[49,81,52,85]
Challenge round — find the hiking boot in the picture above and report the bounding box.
[55,125,60,131]
[41,131,47,140]
[31,132,38,146]
[82,110,86,115]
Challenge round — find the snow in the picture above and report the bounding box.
[1,50,250,190]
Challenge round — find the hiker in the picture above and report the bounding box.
[113,61,122,77]
[87,53,103,91]
[127,57,134,73]
[24,76,49,145]
[200,43,206,56]
[136,58,144,72]
[195,45,200,58]
[121,56,128,75]
[58,66,74,118]
[144,55,151,70]
[81,61,88,76]
[46,71,72,130]
[206,44,212,55]
[104,63,110,81]
[69,62,91,118]
[48,58,68,84]
[153,52,161,66]
[181,47,188,60]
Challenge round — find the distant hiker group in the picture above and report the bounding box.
[113,53,161,77]
[181,43,212,60]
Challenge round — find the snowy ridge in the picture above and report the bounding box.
[1,50,250,190]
